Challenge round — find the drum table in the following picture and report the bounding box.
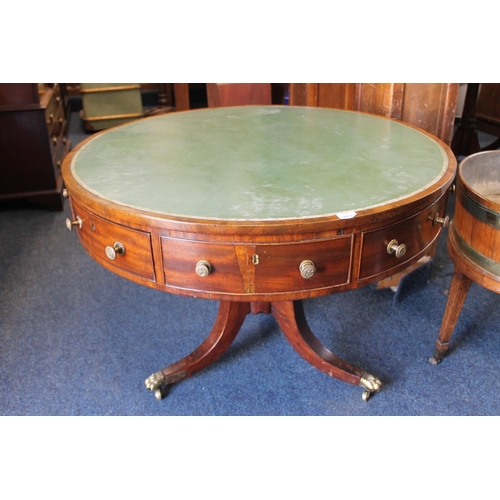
[62,106,456,401]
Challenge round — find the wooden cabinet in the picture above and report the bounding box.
[0,83,71,210]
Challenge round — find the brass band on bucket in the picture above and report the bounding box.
[458,184,500,229]
[453,224,500,278]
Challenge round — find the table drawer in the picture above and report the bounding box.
[358,195,447,280]
[70,200,155,281]
[162,235,352,295]
[254,236,352,293]
[162,237,246,293]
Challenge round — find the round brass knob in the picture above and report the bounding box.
[428,213,450,227]
[105,242,125,260]
[387,239,406,258]
[299,260,316,279]
[195,260,212,277]
[62,189,69,199]
[65,216,82,231]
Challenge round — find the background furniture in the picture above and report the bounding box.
[452,83,500,157]
[0,83,70,211]
[80,83,144,131]
[475,84,500,143]
[206,83,272,107]
[65,83,197,113]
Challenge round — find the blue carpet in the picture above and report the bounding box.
[1,112,500,416]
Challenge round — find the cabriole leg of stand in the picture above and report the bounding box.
[145,301,250,400]
[430,269,472,365]
[271,300,382,401]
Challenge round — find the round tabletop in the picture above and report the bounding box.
[69,106,450,222]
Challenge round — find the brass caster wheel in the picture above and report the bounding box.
[359,372,382,402]
[429,356,441,365]
[154,386,167,400]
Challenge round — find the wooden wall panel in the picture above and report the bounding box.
[401,83,459,145]
[317,83,357,110]
[289,83,318,107]
[289,83,459,145]
[206,83,272,108]
[356,83,404,119]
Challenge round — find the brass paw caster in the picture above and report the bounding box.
[359,372,382,401]
[145,371,166,400]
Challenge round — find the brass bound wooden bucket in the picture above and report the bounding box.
[453,151,500,278]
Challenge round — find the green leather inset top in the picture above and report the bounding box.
[71,106,449,221]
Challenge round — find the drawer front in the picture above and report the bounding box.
[162,235,352,295]
[358,196,447,280]
[254,236,352,293]
[162,237,245,293]
[71,200,155,281]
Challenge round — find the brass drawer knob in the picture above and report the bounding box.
[299,260,316,279]
[62,189,69,199]
[195,260,212,277]
[65,216,82,231]
[428,213,450,227]
[387,239,407,258]
[105,242,126,260]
